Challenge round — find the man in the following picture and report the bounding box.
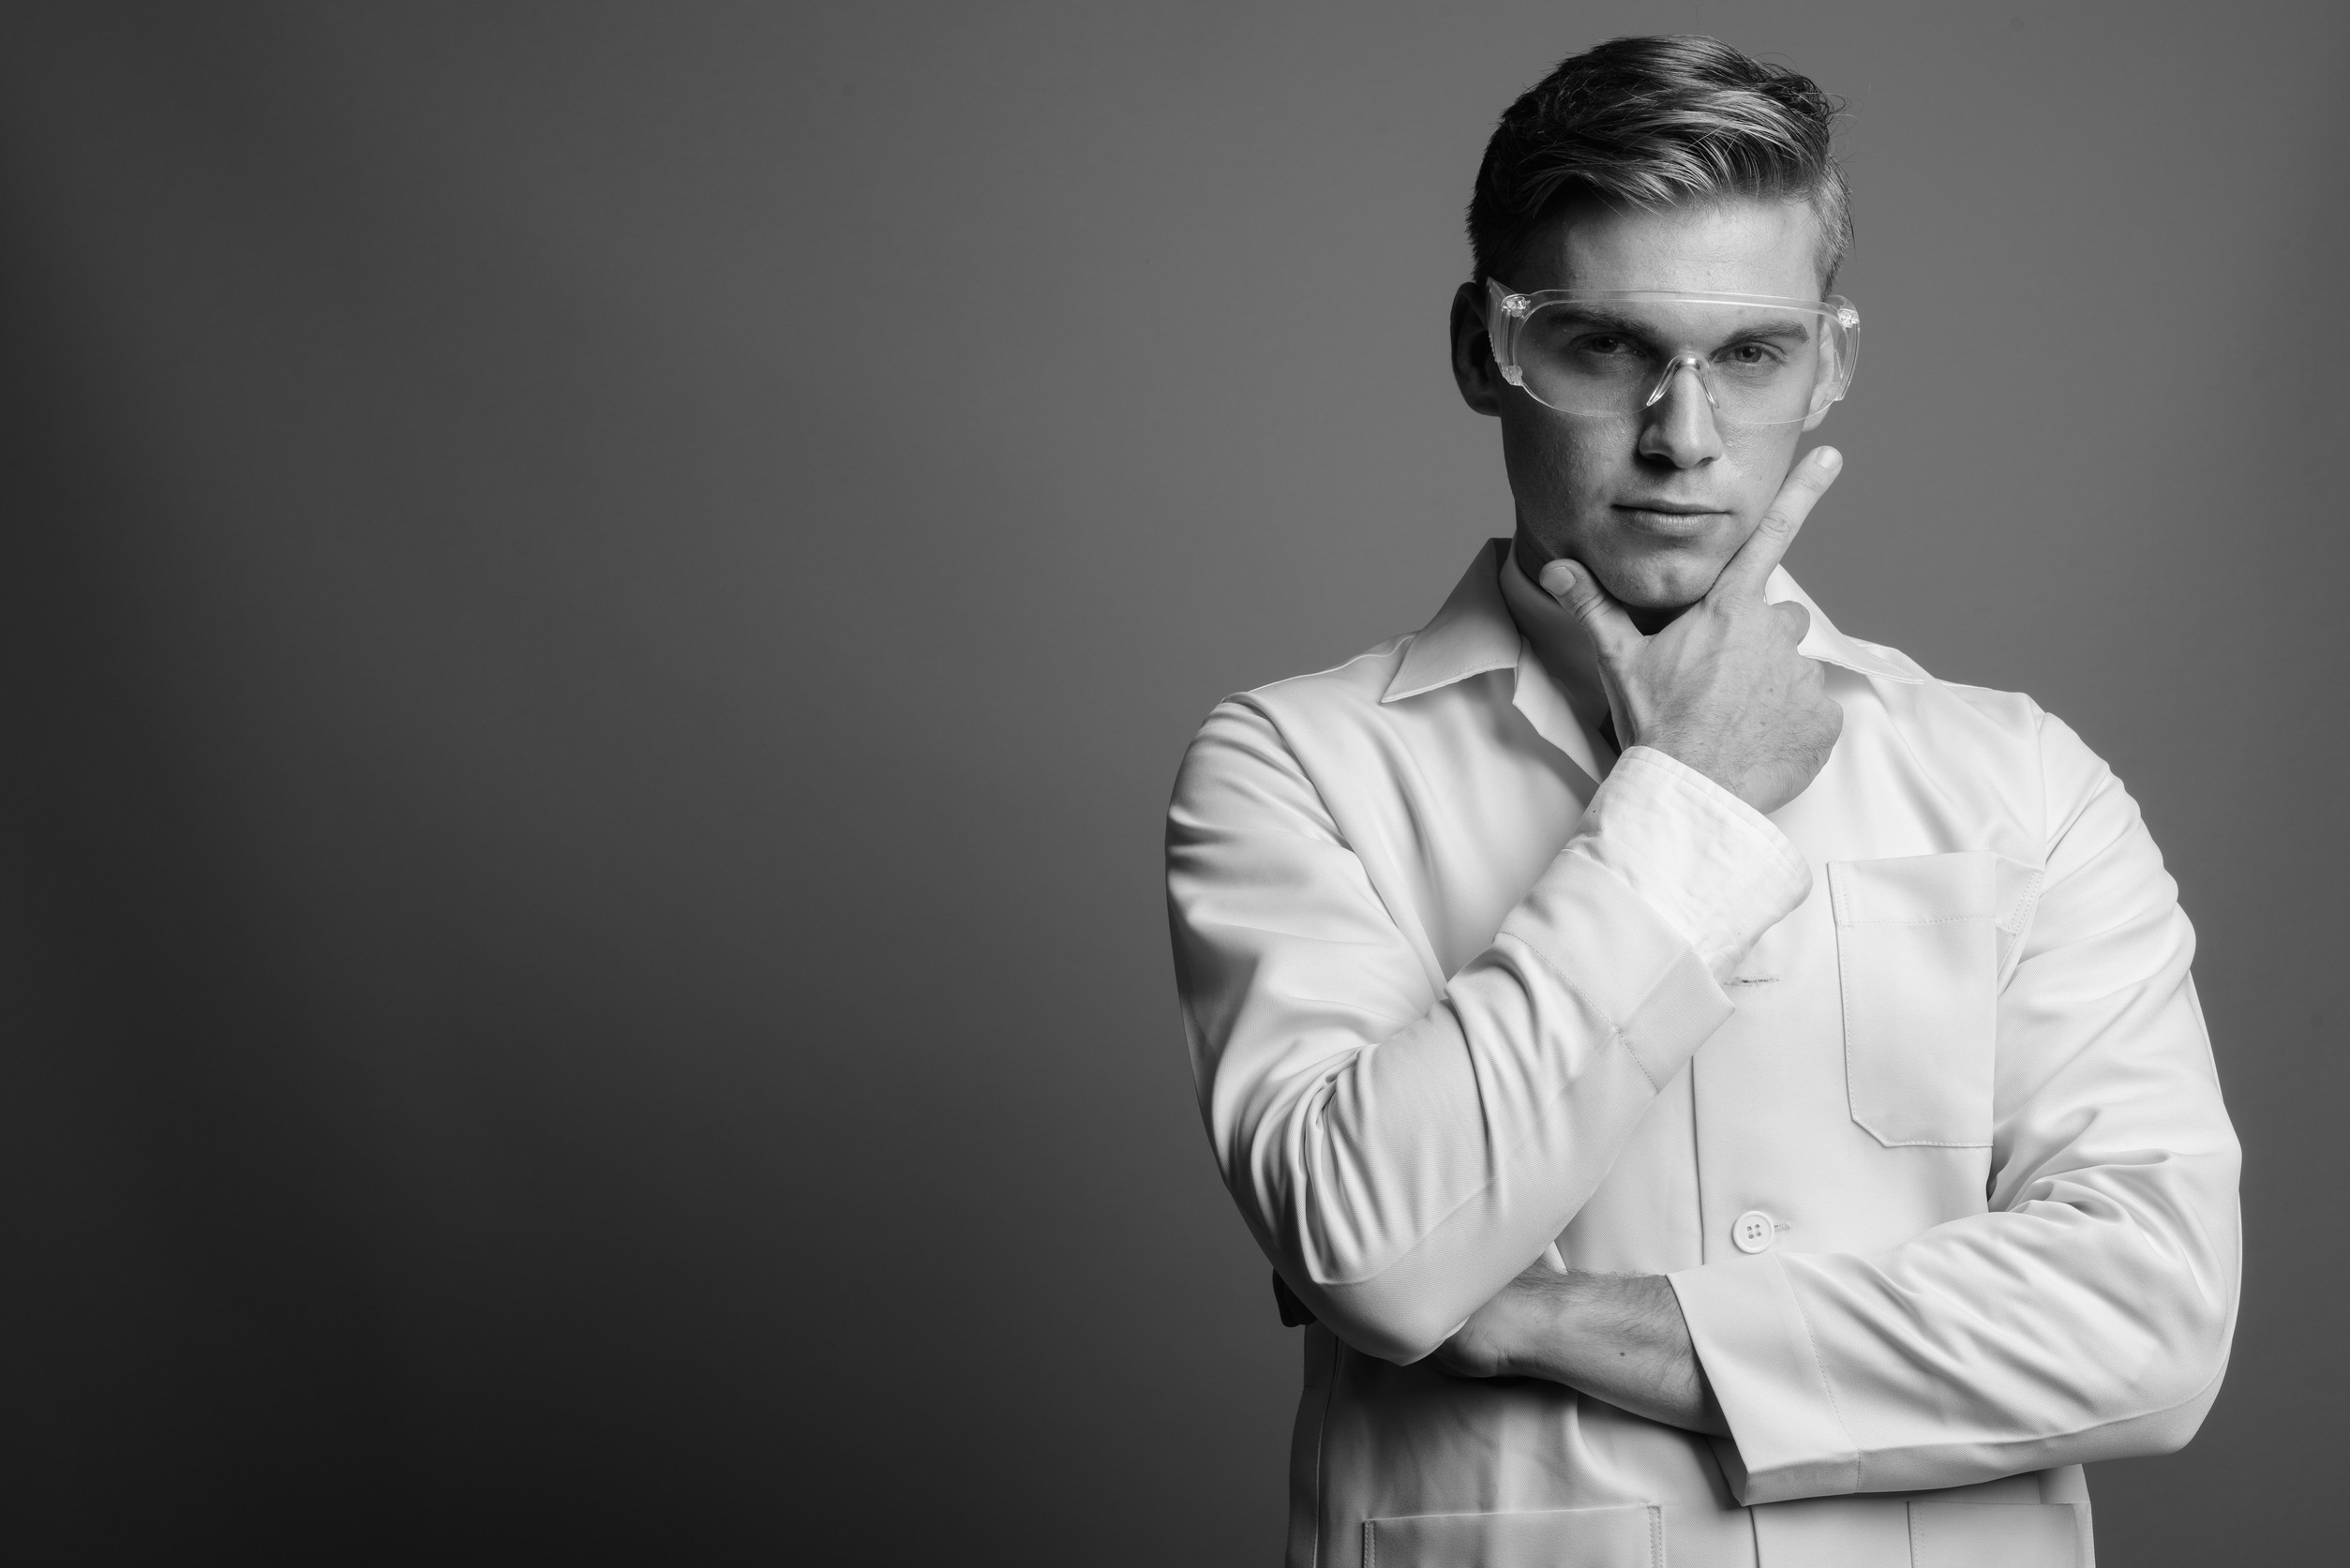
[1165,36,2238,1568]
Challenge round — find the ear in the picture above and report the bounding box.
[1801,404,1830,432]
[1449,280,1504,418]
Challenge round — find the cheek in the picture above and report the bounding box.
[1715,426,1805,512]
[1499,411,1625,505]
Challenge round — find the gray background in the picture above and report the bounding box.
[2,2,2342,1561]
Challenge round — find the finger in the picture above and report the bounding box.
[1714,445,1842,601]
[1537,558,1644,664]
[1772,600,1812,646]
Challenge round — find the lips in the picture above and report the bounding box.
[1612,503,1727,537]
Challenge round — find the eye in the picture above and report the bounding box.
[1717,341,1787,367]
[1570,333,1641,357]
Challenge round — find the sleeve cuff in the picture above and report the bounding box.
[1575,747,1812,979]
[1669,1257,1861,1504]
[1497,850,1736,1095]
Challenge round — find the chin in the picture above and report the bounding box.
[1602,558,1720,612]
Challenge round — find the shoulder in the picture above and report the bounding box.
[1168,634,1442,864]
[1169,605,1531,842]
[1839,635,2127,856]
[1926,678,2106,799]
[1244,633,1415,713]
[1187,538,1521,760]
[1781,574,2048,769]
[1896,665,2171,916]
[1891,665,2043,741]
[1184,619,1468,755]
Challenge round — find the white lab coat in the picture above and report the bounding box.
[1165,542,2238,1568]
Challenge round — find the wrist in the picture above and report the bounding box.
[1636,727,1731,793]
[1512,1273,1669,1379]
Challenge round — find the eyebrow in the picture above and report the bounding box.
[1541,306,1815,348]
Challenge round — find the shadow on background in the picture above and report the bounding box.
[1,3,2342,1561]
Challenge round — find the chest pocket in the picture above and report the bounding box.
[1829,852,2043,1148]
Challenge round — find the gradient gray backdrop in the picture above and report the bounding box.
[3,3,2343,1561]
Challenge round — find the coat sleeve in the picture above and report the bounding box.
[1169,695,1808,1364]
[1670,709,2242,1503]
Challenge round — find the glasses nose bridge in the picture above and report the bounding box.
[1642,351,1718,413]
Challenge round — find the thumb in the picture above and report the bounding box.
[1538,559,1642,664]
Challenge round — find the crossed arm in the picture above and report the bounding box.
[1432,1266,1728,1435]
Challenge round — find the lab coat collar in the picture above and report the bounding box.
[1382,538,1925,705]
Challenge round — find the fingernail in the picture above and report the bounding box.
[1541,563,1578,596]
[1816,447,1843,471]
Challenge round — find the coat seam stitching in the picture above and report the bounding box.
[1504,932,1662,1092]
[1787,1263,1863,1491]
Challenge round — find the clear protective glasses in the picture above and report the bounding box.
[1486,279,1860,428]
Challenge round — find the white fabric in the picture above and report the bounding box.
[1165,540,2238,1568]
[1575,747,1812,982]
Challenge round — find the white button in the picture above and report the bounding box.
[1731,1210,1777,1255]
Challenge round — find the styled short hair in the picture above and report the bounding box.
[1468,36,1851,291]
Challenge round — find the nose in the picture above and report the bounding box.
[1637,354,1726,469]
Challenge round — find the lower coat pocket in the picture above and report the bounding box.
[1907,1501,2083,1567]
[1751,1497,2084,1566]
[1367,1498,2085,1567]
[1363,1503,1659,1568]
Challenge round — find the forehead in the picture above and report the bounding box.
[1512,197,1826,298]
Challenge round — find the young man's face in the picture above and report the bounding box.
[1451,197,1830,617]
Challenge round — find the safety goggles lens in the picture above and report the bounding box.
[1489,288,1858,427]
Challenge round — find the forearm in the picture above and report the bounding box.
[1232,959,1688,1364]
[1443,1267,1729,1435]
[1674,1185,2237,1501]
